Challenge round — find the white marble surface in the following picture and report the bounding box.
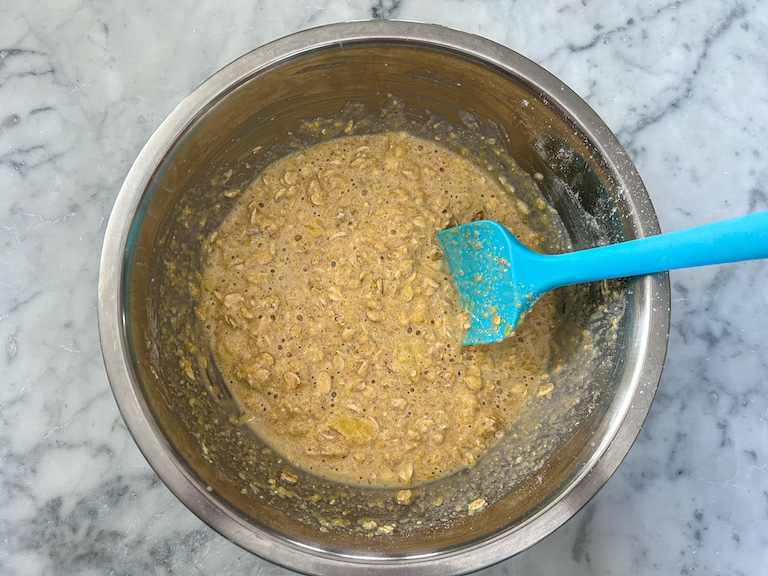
[2,0,767,574]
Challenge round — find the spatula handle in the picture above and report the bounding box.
[544,211,768,290]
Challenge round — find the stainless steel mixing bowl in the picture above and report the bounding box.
[98,21,670,575]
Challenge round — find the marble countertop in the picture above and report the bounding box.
[2,0,767,574]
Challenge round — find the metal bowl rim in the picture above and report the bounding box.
[98,20,670,576]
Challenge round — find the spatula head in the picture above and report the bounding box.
[437,220,538,345]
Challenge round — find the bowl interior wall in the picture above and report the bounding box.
[124,41,646,556]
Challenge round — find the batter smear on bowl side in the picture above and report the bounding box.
[200,132,560,486]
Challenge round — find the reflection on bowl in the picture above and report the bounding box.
[99,21,670,576]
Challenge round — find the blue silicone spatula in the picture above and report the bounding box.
[437,212,768,345]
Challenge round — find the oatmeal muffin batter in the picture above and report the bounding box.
[200,132,558,486]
